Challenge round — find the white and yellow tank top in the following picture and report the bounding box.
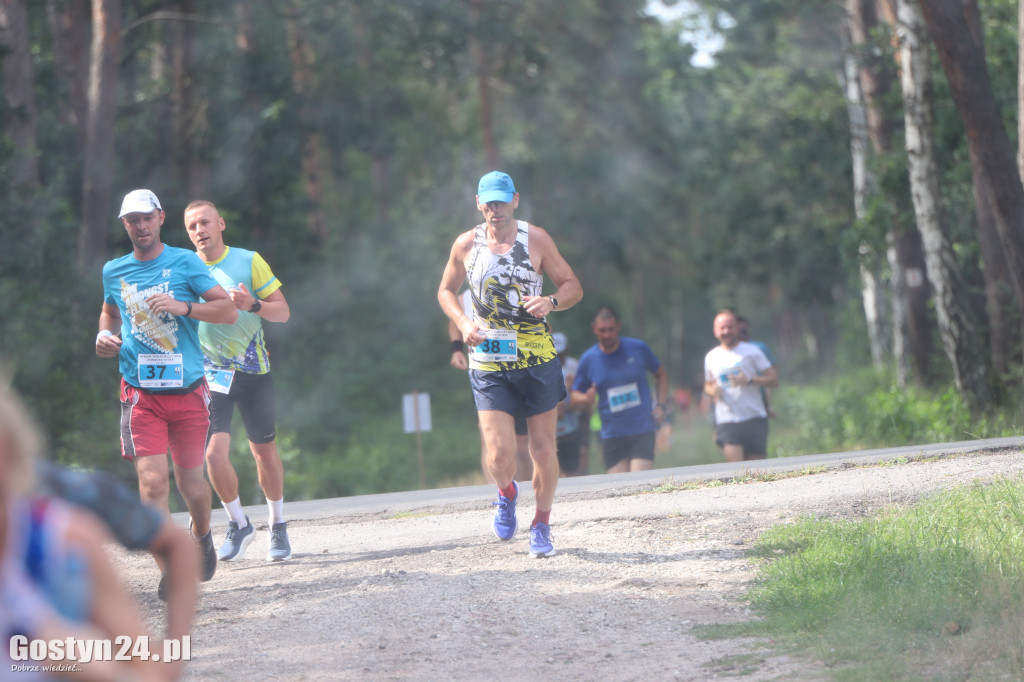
[465,220,556,371]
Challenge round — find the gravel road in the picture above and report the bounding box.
[109,444,1024,681]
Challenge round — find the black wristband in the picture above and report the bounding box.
[450,339,464,353]
[184,301,192,317]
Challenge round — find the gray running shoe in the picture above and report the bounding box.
[218,516,255,561]
[190,518,217,581]
[267,522,292,561]
[157,571,168,602]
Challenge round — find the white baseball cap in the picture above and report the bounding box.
[118,189,162,218]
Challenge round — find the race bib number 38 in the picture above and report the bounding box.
[471,329,518,363]
[138,353,184,388]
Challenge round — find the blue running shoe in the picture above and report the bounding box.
[529,522,555,558]
[491,481,518,541]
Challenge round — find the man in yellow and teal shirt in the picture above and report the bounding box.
[184,200,293,562]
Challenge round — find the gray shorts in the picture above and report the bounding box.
[469,360,566,418]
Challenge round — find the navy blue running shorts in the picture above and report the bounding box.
[469,359,566,419]
[600,431,656,470]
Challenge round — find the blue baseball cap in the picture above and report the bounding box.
[477,171,516,203]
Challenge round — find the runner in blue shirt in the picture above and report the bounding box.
[571,306,669,473]
[96,189,237,589]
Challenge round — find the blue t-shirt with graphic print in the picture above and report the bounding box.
[102,245,218,390]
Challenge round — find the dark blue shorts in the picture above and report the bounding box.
[469,359,566,418]
[601,431,656,470]
[715,417,769,456]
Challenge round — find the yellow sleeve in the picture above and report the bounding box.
[250,252,282,299]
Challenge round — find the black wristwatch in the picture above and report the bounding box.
[250,299,262,313]
[548,296,559,310]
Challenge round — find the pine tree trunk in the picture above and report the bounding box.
[45,0,90,146]
[0,0,40,188]
[163,0,207,198]
[470,0,499,169]
[284,1,333,243]
[78,0,121,267]
[1020,0,1024,179]
[917,0,1024,357]
[969,142,1019,380]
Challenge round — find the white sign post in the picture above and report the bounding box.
[402,391,431,489]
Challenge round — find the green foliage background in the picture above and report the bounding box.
[0,0,1019,499]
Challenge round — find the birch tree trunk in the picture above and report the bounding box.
[841,45,889,368]
[849,0,933,386]
[0,0,39,188]
[893,0,991,410]
[884,233,908,386]
[78,0,121,267]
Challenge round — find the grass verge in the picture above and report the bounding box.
[730,478,1024,680]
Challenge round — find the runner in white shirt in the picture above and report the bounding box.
[703,310,779,461]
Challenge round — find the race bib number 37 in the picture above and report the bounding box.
[138,353,184,388]
[471,329,518,363]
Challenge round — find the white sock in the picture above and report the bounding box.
[267,497,285,526]
[222,498,248,528]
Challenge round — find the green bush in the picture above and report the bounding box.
[769,369,1022,457]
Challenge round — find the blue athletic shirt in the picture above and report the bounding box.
[198,246,281,374]
[573,337,662,439]
[102,245,218,390]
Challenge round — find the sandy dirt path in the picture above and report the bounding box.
[109,446,1024,681]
